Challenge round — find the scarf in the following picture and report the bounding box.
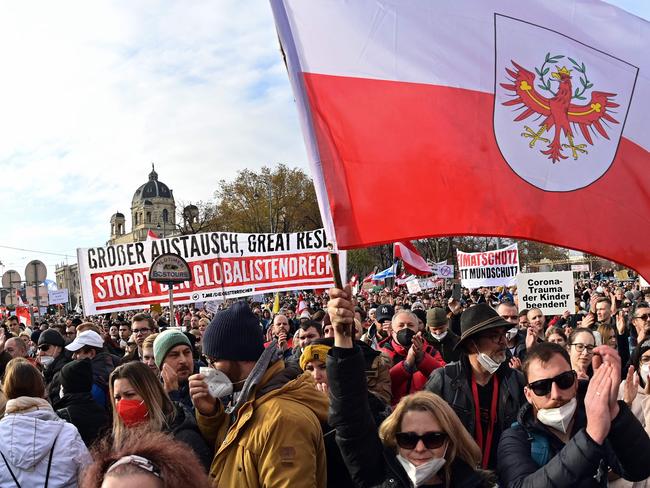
[5,396,53,415]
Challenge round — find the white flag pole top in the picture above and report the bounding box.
[270,1,337,250]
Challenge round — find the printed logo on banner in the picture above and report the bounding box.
[494,14,638,192]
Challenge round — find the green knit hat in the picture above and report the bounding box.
[153,329,192,368]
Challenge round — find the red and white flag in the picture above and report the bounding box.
[394,241,433,276]
[16,307,30,327]
[362,270,376,283]
[146,229,159,241]
[271,0,650,278]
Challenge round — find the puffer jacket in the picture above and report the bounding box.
[425,355,525,469]
[0,397,91,487]
[196,359,328,487]
[497,382,650,487]
[166,402,213,472]
[328,346,493,488]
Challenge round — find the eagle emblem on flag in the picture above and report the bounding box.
[500,54,619,163]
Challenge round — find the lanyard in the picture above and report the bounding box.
[471,373,499,469]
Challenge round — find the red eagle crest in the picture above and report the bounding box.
[500,61,619,163]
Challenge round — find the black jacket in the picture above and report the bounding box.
[424,329,461,363]
[55,392,110,447]
[328,346,493,488]
[45,353,71,405]
[497,382,650,487]
[425,355,526,469]
[166,402,213,472]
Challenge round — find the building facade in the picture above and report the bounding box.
[55,263,81,309]
[108,165,176,245]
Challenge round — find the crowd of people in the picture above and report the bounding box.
[0,276,648,487]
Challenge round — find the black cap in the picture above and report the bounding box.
[376,304,394,323]
[60,359,93,394]
[37,329,65,348]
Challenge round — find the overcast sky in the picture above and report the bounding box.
[0,0,647,283]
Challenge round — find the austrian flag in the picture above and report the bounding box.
[270,0,650,278]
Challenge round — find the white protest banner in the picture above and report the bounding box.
[48,289,69,305]
[457,243,519,288]
[570,264,590,272]
[432,264,454,279]
[78,229,340,315]
[517,271,574,315]
[204,300,222,314]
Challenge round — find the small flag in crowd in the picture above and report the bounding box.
[394,241,433,276]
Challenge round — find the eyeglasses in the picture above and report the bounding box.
[571,343,595,353]
[38,344,51,352]
[634,314,650,321]
[132,328,151,335]
[482,331,507,344]
[395,431,448,450]
[527,370,577,396]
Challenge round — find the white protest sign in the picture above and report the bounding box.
[48,289,69,305]
[640,275,650,288]
[432,264,454,279]
[571,264,590,272]
[78,229,341,315]
[204,300,222,314]
[457,244,519,288]
[406,279,422,294]
[517,271,574,315]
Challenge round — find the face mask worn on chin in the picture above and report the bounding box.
[117,399,149,427]
[431,331,448,341]
[39,355,54,368]
[506,327,519,341]
[536,397,577,434]
[474,344,504,375]
[397,449,447,487]
[396,328,416,349]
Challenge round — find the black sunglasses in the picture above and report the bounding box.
[395,431,447,450]
[37,344,52,352]
[527,370,577,396]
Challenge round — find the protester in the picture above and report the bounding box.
[109,361,213,470]
[154,329,197,410]
[426,303,525,469]
[569,328,596,380]
[121,314,155,363]
[497,342,650,486]
[326,286,494,487]
[141,332,160,375]
[546,328,568,348]
[424,307,460,363]
[37,328,71,403]
[81,431,210,488]
[188,301,328,487]
[0,358,91,486]
[55,359,110,447]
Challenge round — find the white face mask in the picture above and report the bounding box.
[39,355,54,368]
[397,450,446,487]
[200,367,234,398]
[474,343,504,375]
[431,331,448,341]
[640,364,650,384]
[536,397,577,433]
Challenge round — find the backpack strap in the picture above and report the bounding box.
[510,421,551,467]
[44,434,58,488]
[0,449,22,488]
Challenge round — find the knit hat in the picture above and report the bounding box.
[412,308,427,326]
[299,344,332,371]
[203,301,264,361]
[60,359,93,394]
[427,308,448,328]
[153,329,192,368]
[38,329,65,348]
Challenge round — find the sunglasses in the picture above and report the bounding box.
[38,344,52,352]
[634,314,650,321]
[395,431,447,450]
[527,370,577,396]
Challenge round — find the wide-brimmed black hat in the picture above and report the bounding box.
[454,304,510,350]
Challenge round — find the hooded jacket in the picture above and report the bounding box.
[0,397,91,487]
[196,359,329,488]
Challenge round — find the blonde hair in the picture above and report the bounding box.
[379,391,481,485]
[142,333,159,350]
[77,322,102,335]
[109,361,174,447]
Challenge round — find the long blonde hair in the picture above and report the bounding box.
[379,391,481,485]
[108,361,175,446]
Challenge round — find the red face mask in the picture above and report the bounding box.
[116,399,149,427]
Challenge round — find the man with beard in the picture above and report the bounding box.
[154,329,197,411]
[188,301,328,487]
[497,342,650,486]
[378,310,445,406]
[426,303,525,470]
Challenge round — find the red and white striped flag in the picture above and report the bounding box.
[146,229,159,241]
[271,0,650,278]
[394,241,433,276]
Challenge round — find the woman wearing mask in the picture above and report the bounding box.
[327,287,494,487]
[109,361,212,471]
[568,328,596,380]
[0,358,91,486]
